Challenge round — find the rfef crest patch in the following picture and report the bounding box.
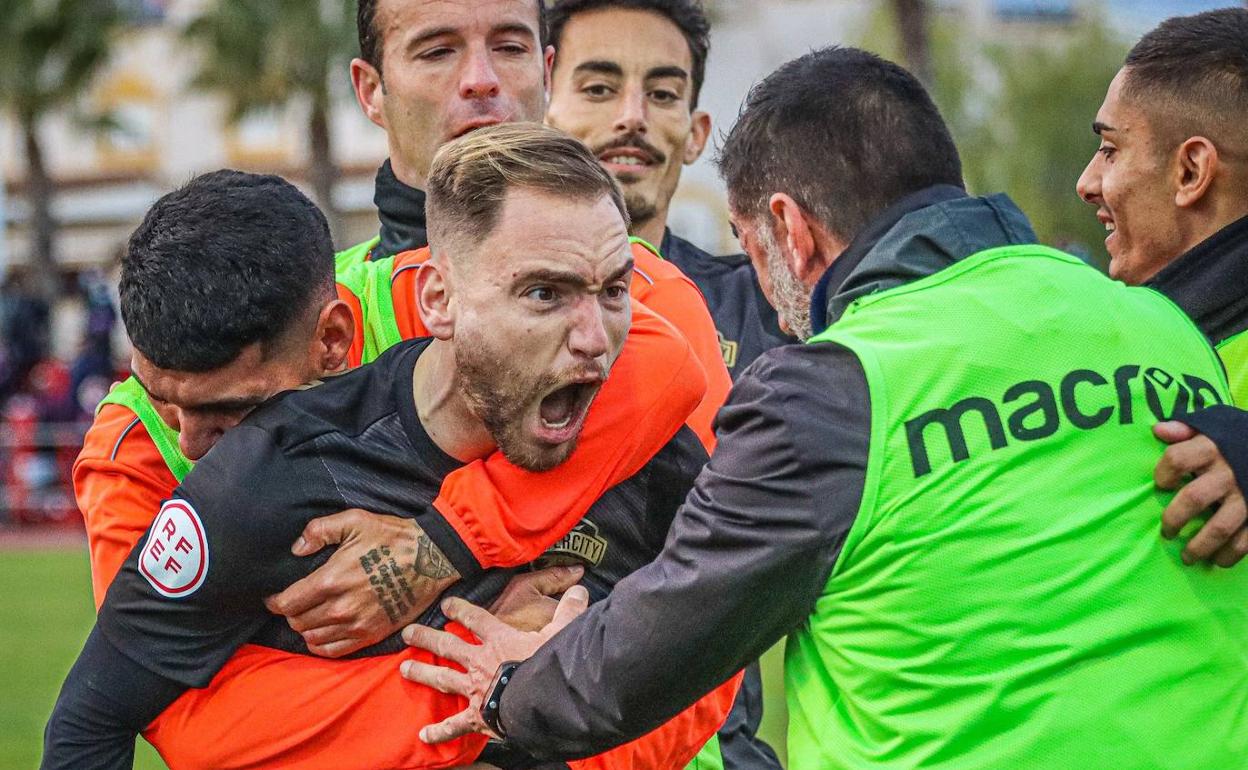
[140,499,209,598]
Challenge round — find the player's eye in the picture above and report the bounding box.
[525,286,558,303]
[583,83,615,98]
[604,284,628,301]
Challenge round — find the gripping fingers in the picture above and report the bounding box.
[308,637,369,659]
[400,660,472,695]
[1180,479,1247,564]
[419,708,489,745]
[1212,522,1248,568]
[1161,469,1228,539]
[1155,436,1217,489]
[402,623,477,665]
[442,597,512,640]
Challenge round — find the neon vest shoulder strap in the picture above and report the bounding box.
[630,235,664,259]
[336,254,405,365]
[97,376,194,483]
[334,235,380,275]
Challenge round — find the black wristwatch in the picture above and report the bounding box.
[481,661,522,739]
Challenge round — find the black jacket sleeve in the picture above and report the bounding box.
[498,342,871,759]
[1179,405,1248,496]
[41,627,186,770]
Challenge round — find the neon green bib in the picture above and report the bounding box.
[334,235,380,274]
[97,376,194,482]
[790,245,1246,769]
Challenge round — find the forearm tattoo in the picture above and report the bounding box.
[358,530,457,623]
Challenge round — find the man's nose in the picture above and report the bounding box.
[176,415,225,462]
[613,86,648,136]
[460,47,502,100]
[1076,157,1101,204]
[567,298,611,360]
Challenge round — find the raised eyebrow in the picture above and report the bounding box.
[490,22,537,42]
[574,60,624,78]
[1092,121,1116,136]
[645,65,689,82]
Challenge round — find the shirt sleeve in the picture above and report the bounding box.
[497,342,872,759]
[426,301,709,576]
[96,423,313,688]
[73,403,179,609]
[41,627,189,770]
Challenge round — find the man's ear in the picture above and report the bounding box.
[768,194,822,287]
[351,57,386,130]
[313,299,356,374]
[416,262,455,340]
[1174,136,1219,208]
[684,111,711,165]
[543,45,556,104]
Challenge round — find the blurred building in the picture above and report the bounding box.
[0,0,387,281]
[1,0,1237,276]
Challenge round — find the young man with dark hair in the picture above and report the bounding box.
[1077,8,1248,568]
[75,171,356,606]
[404,47,1248,769]
[47,126,738,770]
[546,0,792,379]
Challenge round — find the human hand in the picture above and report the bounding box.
[265,509,460,657]
[489,565,584,632]
[399,588,590,743]
[1154,421,1248,567]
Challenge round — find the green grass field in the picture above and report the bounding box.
[1,548,788,769]
[0,549,168,769]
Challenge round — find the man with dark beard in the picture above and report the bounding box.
[44,125,738,770]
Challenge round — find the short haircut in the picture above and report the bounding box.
[120,170,334,372]
[358,0,548,76]
[426,122,629,250]
[1121,8,1248,151]
[718,46,963,242]
[547,0,711,108]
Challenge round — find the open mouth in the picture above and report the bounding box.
[1097,211,1116,239]
[598,147,658,173]
[535,381,601,444]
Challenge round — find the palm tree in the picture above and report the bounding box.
[0,0,120,300]
[185,0,356,239]
[892,0,933,87]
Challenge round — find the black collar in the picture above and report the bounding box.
[374,159,429,258]
[810,184,967,333]
[1147,214,1248,345]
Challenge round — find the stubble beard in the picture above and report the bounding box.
[453,338,574,472]
[757,225,814,341]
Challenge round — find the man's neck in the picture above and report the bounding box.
[630,207,669,250]
[387,152,428,192]
[411,341,496,463]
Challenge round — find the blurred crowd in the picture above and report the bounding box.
[0,268,121,524]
